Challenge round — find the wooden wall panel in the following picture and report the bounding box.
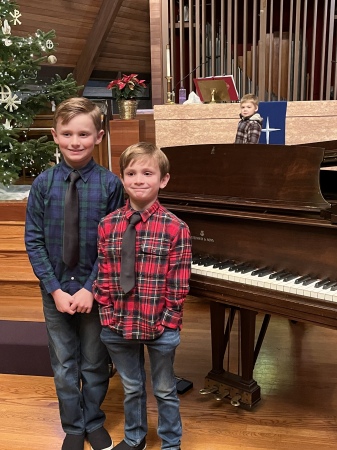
[15,0,151,75]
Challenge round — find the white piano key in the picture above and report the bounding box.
[192,259,337,303]
[324,290,337,302]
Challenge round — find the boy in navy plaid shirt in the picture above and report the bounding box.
[25,97,124,450]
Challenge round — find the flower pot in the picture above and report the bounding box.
[117,99,139,120]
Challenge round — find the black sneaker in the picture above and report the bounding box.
[87,426,113,450]
[113,437,146,450]
[62,433,85,450]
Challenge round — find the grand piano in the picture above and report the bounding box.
[159,143,337,408]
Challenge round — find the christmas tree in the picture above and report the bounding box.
[0,0,81,185]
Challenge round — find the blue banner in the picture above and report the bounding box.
[258,101,287,145]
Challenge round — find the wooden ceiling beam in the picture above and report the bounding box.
[73,0,124,89]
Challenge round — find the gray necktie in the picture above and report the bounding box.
[63,171,81,267]
[120,212,141,293]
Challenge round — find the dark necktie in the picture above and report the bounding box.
[120,212,142,293]
[63,171,81,268]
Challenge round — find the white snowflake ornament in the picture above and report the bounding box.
[4,93,21,112]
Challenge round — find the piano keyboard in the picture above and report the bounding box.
[191,257,337,303]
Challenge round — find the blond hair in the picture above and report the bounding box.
[120,142,170,179]
[240,93,259,107]
[53,97,102,132]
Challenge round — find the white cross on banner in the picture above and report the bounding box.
[258,101,287,145]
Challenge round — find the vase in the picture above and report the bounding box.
[117,99,139,120]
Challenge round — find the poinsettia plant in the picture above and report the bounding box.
[107,74,146,101]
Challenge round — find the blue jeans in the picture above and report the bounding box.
[42,288,110,434]
[101,327,182,450]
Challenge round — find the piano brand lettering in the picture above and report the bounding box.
[191,235,214,243]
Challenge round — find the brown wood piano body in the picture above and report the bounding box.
[159,143,337,408]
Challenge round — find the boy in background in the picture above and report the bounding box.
[25,97,124,450]
[93,142,192,450]
[235,93,263,143]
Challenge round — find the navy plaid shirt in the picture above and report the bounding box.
[25,159,124,295]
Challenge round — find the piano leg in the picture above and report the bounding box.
[204,302,261,408]
[254,314,271,366]
[209,301,227,373]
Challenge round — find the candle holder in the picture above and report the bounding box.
[165,76,175,104]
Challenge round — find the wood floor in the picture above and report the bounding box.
[1,296,337,450]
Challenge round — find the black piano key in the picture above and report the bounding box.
[228,263,242,272]
[269,270,288,280]
[276,271,292,281]
[251,267,268,276]
[322,280,337,290]
[283,273,298,282]
[295,275,311,285]
[202,257,219,267]
[302,278,318,286]
[330,283,337,291]
[213,260,230,268]
[314,278,331,288]
[234,262,251,272]
[258,268,275,277]
[241,265,256,274]
[192,254,203,264]
[218,260,236,269]
[197,257,213,266]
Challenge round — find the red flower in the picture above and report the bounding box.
[107,74,147,100]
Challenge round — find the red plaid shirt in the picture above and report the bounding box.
[93,199,192,340]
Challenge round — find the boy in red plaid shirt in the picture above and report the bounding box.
[93,142,192,450]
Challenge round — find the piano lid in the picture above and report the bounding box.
[301,139,337,166]
[160,143,330,212]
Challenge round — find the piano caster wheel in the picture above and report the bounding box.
[230,395,241,407]
[199,386,219,395]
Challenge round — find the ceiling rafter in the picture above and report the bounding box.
[73,0,124,89]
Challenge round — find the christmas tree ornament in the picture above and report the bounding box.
[9,9,21,25]
[0,85,12,104]
[2,19,11,34]
[46,39,54,49]
[4,92,21,112]
[47,55,57,64]
[4,119,12,129]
